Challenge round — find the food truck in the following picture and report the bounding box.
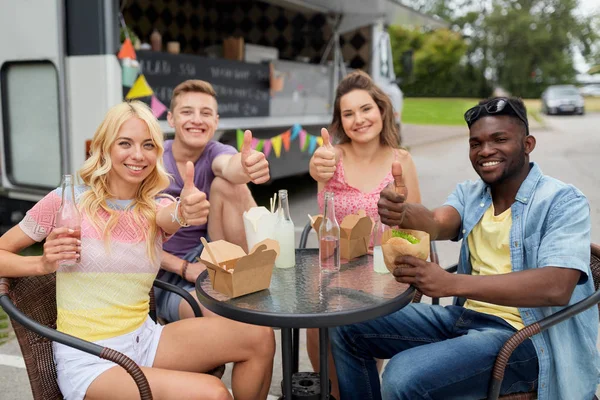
[0,0,445,232]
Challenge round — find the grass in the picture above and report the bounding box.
[402,98,475,126]
[0,307,8,345]
[402,97,600,126]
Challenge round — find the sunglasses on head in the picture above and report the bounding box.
[464,98,529,135]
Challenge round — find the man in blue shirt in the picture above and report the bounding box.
[330,97,599,400]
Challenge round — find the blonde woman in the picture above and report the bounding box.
[0,101,275,400]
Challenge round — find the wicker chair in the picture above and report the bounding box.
[421,243,600,400]
[0,274,213,400]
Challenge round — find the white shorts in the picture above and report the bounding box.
[53,316,164,400]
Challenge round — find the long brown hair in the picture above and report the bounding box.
[329,70,400,148]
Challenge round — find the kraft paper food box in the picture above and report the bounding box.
[310,210,374,260]
[200,239,279,298]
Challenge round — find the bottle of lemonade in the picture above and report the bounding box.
[274,189,296,268]
[319,192,340,273]
[55,174,82,267]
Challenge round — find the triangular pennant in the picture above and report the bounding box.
[271,135,283,158]
[308,135,317,155]
[125,74,153,99]
[251,137,259,150]
[255,139,264,152]
[291,124,301,141]
[299,129,307,151]
[236,129,244,152]
[316,137,323,147]
[150,95,167,118]
[118,38,137,60]
[281,130,291,152]
[122,64,139,87]
[263,140,272,158]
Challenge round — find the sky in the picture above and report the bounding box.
[574,0,599,79]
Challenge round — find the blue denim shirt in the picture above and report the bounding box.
[444,162,599,400]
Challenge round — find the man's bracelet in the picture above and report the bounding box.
[181,260,189,280]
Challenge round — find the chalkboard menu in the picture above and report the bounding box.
[136,51,270,119]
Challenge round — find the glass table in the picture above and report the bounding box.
[195,248,415,399]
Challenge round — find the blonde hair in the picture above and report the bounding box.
[170,79,217,111]
[330,70,401,148]
[78,101,171,262]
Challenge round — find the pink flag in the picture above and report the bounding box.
[299,129,307,150]
[263,140,272,158]
[150,95,167,118]
[251,137,259,150]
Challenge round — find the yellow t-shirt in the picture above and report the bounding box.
[464,205,524,330]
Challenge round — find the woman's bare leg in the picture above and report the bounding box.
[87,365,232,400]
[154,317,275,400]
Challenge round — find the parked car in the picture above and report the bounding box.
[580,84,600,97]
[541,85,585,115]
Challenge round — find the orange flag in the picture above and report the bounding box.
[118,38,136,60]
[281,130,291,152]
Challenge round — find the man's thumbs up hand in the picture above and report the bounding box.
[179,161,210,226]
[241,130,270,184]
[378,161,408,227]
[392,161,408,198]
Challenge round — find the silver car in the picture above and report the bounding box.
[541,85,585,115]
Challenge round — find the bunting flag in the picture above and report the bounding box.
[263,140,272,158]
[150,95,167,118]
[271,135,283,158]
[281,130,291,152]
[126,74,154,99]
[118,38,137,60]
[236,129,244,152]
[122,64,139,87]
[308,135,317,155]
[255,139,264,152]
[299,129,307,150]
[230,124,327,159]
[291,123,301,141]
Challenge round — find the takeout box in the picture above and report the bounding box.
[310,210,374,260]
[381,229,430,273]
[200,239,279,298]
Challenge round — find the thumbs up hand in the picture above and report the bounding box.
[310,128,337,182]
[378,161,408,227]
[392,161,408,199]
[241,130,270,184]
[179,161,210,226]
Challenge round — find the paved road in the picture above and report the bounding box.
[1,114,599,399]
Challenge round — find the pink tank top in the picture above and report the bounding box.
[317,150,398,224]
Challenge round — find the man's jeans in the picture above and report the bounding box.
[330,303,538,400]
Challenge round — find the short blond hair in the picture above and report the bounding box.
[170,79,217,111]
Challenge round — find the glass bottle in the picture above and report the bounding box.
[319,192,340,273]
[55,174,82,267]
[274,189,296,268]
[372,218,389,274]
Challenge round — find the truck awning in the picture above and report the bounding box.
[262,0,448,33]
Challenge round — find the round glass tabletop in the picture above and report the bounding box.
[196,248,415,328]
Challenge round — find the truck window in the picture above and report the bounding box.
[1,61,62,188]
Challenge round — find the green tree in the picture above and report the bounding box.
[389,25,489,97]
[482,0,597,97]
